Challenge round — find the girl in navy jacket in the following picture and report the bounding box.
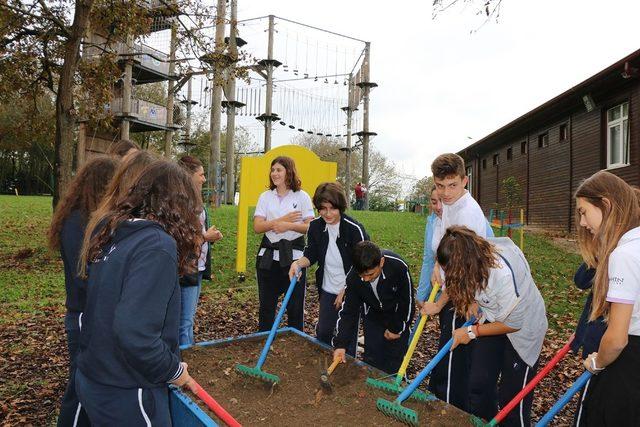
[75,161,201,426]
[48,155,118,427]
[289,182,369,354]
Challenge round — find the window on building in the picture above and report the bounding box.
[507,146,513,161]
[482,158,487,169]
[466,166,473,195]
[493,153,500,166]
[538,132,549,148]
[559,123,568,141]
[521,141,527,155]
[607,102,630,168]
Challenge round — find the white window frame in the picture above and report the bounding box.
[466,165,473,196]
[606,102,630,169]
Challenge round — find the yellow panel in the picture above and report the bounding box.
[236,145,338,274]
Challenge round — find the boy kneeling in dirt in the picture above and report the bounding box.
[332,241,415,374]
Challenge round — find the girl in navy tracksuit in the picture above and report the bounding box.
[75,161,201,426]
[289,182,369,354]
[48,155,119,427]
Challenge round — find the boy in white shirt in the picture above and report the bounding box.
[422,152,490,411]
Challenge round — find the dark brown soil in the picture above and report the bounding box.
[182,333,474,426]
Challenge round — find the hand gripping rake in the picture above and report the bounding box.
[377,317,476,426]
[366,282,440,400]
[535,370,593,426]
[235,273,299,385]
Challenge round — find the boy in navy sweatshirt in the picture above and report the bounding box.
[332,241,415,374]
[75,161,199,426]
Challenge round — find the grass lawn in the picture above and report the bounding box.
[1,194,584,332]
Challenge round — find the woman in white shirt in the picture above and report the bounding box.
[575,170,640,426]
[424,226,547,426]
[254,156,314,332]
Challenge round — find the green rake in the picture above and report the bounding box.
[235,274,299,385]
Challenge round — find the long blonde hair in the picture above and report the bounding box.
[575,171,640,320]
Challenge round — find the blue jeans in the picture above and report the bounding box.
[179,272,203,346]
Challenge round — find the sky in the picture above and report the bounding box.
[191,0,640,190]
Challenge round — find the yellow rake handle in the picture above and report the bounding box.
[397,281,441,380]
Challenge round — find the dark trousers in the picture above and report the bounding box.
[362,310,410,374]
[316,289,357,356]
[75,370,171,427]
[573,377,592,427]
[428,302,472,410]
[57,311,90,427]
[468,334,538,426]
[256,258,306,332]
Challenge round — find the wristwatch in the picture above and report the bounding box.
[466,325,476,340]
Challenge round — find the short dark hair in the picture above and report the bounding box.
[431,153,466,180]
[352,241,383,273]
[269,156,301,192]
[107,139,140,157]
[178,155,203,173]
[313,182,347,212]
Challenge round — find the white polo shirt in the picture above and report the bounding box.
[254,189,315,261]
[322,222,347,294]
[432,191,487,253]
[606,226,640,336]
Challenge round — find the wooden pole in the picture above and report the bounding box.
[164,24,177,157]
[361,42,371,210]
[224,0,238,204]
[263,15,275,152]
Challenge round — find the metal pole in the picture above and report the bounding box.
[164,24,177,157]
[344,74,353,206]
[208,0,227,206]
[361,42,371,210]
[225,0,238,204]
[264,14,275,152]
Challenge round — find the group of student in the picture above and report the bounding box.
[50,139,640,426]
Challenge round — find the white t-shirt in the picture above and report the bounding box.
[197,210,207,272]
[433,191,487,252]
[254,189,315,261]
[370,275,381,303]
[606,226,640,336]
[322,222,347,294]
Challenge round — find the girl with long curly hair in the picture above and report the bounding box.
[48,155,119,427]
[253,156,314,331]
[574,171,640,426]
[74,160,200,425]
[423,226,547,426]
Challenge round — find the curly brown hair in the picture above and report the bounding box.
[48,156,119,250]
[436,226,499,314]
[431,153,466,180]
[269,156,301,192]
[79,160,203,278]
[313,182,347,212]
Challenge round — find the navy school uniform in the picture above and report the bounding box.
[303,213,369,355]
[332,250,415,374]
[571,263,606,427]
[57,209,91,426]
[75,220,183,427]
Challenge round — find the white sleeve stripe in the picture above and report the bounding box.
[344,218,365,240]
[168,363,183,382]
[383,255,409,270]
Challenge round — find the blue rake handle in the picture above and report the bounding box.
[254,273,299,370]
[535,371,592,426]
[395,317,476,404]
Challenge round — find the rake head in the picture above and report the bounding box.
[376,398,419,426]
[365,377,434,402]
[471,415,488,426]
[235,364,280,385]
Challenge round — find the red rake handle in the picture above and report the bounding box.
[490,334,575,425]
[192,380,242,427]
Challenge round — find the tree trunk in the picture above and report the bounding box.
[53,0,95,207]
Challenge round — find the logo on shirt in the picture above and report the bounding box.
[293,203,298,209]
[609,276,624,285]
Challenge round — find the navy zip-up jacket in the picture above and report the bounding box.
[77,219,183,389]
[571,262,607,357]
[303,213,369,295]
[333,250,415,349]
[60,209,88,312]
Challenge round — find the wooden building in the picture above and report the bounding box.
[459,49,640,232]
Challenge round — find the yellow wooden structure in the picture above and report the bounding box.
[235,145,337,275]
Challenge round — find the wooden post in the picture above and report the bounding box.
[361,42,371,210]
[224,0,238,204]
[263,15,275,152]
[520,208,525,251]
[164,24,177,157]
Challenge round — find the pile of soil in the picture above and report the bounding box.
[182,332,473,426]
